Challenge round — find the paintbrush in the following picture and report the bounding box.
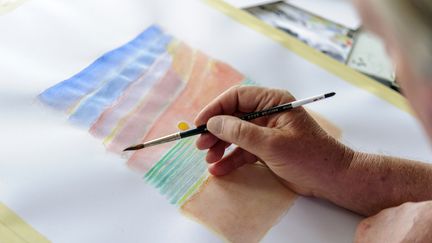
[123,92,335,151]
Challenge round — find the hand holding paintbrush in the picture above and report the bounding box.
[124,91,335,151]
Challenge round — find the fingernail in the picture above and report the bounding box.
[207,116,223,135]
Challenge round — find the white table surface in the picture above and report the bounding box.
[0,0,430,242]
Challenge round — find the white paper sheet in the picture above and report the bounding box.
[0,0,431,242]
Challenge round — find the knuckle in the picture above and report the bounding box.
[231,121,246,140]
[357,219,372,233]
[402,201,414,207]
[228,85,243,95]
[236,85,250,97]
[268,88,295,104]
[279,90,295,101]
[280,89,293,97]
[397,202,411,211]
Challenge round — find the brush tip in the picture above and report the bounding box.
[123,144,145,151]
[325,92,336,98]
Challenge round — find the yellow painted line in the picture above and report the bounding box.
[0,0,28,15]
[177,174,208,205]
[204,0,413,114]
[0,203,50,243]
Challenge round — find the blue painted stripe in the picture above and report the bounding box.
[38,25,165,111]
[68,34,172,127]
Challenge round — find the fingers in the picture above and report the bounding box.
[194,86,296,176]
[194,85,296,126]
[196,133,231,163]
[206,140,230,163]
[206,115,272,155]
[196,133,219,150]
[209,147,258,176]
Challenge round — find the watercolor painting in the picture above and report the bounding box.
[38,24,342,242]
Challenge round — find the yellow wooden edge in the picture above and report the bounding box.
[0,221,27,243]
[0,203,50,243]
[204,0,413,114]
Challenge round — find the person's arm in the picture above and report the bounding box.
[195,85,432,217]
[322,152,432,216]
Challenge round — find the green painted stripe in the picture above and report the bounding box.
[177,174,208,205]
[145,138,192,182]
[144,80,253,205]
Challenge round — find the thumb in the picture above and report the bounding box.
[207,115,271,154]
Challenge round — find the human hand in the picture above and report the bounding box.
[355,201,432,243]
[194,86,353,197]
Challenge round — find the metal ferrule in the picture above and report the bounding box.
[142,132,181,148]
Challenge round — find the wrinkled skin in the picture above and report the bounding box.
[194,0,432,242]
[353,0,432,242]
[355,201,432,243]
[194,86,352,197]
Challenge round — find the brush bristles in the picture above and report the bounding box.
[123,144,145,151]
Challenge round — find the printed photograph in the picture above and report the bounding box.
[245,1,355,63]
